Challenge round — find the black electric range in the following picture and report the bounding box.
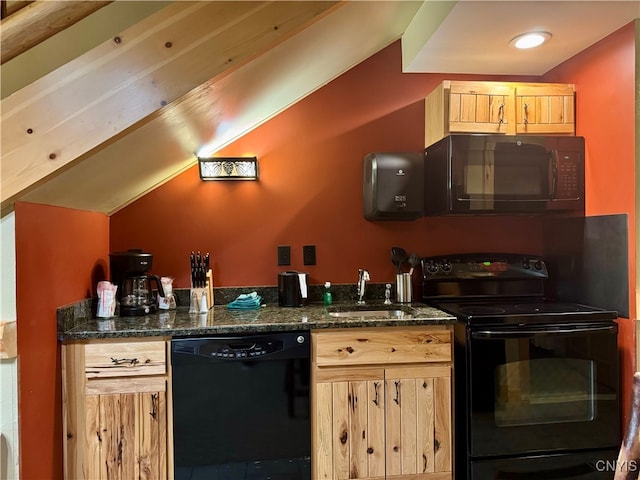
[422,253,620,480]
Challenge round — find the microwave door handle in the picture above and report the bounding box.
[549,150,558,198]
[471,324,617,339]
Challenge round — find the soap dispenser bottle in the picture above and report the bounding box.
[323,282,333,306]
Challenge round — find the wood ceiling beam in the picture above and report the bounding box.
[5,1,33,18]
[0,1,341,211]
[0,0,112,64]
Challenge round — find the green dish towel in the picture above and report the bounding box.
[226,292,262,310]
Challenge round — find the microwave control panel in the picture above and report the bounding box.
[555,151,582,199]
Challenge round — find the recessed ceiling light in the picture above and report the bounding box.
[511,31,551,49]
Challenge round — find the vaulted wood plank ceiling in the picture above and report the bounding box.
[1,0,423,215]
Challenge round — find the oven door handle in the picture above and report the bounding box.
[471,324,616,339]
[495,461,598,479]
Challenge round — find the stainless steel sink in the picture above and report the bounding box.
[327,305,414,318]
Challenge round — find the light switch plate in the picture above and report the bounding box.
[277,245,291,266]
[303,245,316,265]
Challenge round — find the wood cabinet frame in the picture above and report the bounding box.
[311,326,453,480]
[425,80,576,148]
[62,337,173,480]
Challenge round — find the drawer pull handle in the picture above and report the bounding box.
[373,382,380,406]
[110,357,139,366]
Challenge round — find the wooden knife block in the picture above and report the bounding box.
[190,269,214,310]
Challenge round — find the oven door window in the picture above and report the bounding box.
[468,324,619,458]
[495,356,595,427]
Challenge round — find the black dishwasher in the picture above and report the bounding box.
[171,331,311,480]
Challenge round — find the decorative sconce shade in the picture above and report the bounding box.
[198,156,259,180]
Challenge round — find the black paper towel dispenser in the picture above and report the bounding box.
[363,152,424,221]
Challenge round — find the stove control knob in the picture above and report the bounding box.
[440,260,452,273]
[425,261,439,275]
[522,259,531,269]
[533,260,543,271]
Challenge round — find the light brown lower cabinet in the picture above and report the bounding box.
[62,337,173,480]
[311,326,453,480]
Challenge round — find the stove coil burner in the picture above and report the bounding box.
[459,306,507,315]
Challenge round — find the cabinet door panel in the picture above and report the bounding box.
[333,382,351,480]
[417,378,435,474]
[515,84,575,134]
[84,395,102,480]
[386,378,423,477]
[350,381,369,478]
[387,370,452,479]
[314,382,334,480]
[367,380,385,478]
[100,393,138,479]
[400,380,418,476]
[139,392,166,480]
[385,379,402,476]
[449,81,512,134]
[434,377,452,473]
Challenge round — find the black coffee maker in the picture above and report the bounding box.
[109,249,165,316]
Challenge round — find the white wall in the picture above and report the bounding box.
[0,212,17,480]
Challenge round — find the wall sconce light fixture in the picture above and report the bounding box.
[198,156,259,180]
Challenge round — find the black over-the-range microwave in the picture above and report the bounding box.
[424,134,585,215]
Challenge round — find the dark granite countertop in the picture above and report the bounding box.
[58,302,457,341]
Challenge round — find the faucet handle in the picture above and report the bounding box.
[384,283,392,304]
[361,270,370,281]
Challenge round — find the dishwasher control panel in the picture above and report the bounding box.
[207,340,280,359]
[171,332,309,361]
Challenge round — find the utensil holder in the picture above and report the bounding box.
[395,273,412,303]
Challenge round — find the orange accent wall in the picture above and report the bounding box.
[15,202,110,480]
[14,25,636,480]
[111,43,543,289]
[544,21,637,428]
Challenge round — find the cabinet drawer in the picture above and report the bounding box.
[313,327,452,367]
[84,339,166,379]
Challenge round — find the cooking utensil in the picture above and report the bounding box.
[391,246,408,274]
[408,253,420,275]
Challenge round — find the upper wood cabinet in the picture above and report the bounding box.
[514,83,575,134]
[62,337,172,480]
[311,326,453,480]
[425,80,576,147]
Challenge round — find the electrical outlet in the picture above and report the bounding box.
[277,245,291,266]
[303,245,316,265]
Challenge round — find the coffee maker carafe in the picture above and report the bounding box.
[110,249,165,316]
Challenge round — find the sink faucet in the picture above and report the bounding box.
[357,269,370,304]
